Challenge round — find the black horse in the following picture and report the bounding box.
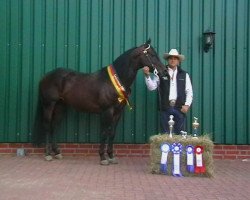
[33,39,166,164]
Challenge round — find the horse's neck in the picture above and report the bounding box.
[112,48,140,89]
[113,62,138,89]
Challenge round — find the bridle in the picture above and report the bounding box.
[143,44,159,78]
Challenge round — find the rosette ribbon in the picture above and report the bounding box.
[194,145,206,174]
[160,142,170,174]
[186,145,194,173]
[171,143,183,177]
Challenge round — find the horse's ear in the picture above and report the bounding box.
[145,38,151,45]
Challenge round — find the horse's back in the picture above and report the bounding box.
[39,67,116,113]
[60,70,116,112]
[41,68,76,83]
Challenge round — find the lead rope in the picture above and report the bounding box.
[143,46,163,132]
[156,78,163,134]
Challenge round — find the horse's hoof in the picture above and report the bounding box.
[108,157,118,164]
[45,155,53,161]
[100,159,109,165]
[55,154,63,160]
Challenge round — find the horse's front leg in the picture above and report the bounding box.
[99,108,115,165]
[52,133,63,160]
[99,132,109,165]
[107,107,123,164]
[107,134,118,164]
[45,132,53,161]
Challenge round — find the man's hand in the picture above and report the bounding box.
[143,66,150,77]
[181,105,189,113]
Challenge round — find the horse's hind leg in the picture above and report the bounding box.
[51,101,65,159]
[42,101,56,161]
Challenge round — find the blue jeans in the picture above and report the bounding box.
[160,107,186,134]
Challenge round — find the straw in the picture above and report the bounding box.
[149,134,214,177]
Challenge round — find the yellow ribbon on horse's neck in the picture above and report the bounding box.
[107,65,132,110]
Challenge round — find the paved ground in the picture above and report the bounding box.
[0,156,249,200]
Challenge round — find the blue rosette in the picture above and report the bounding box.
[186,145,194,173]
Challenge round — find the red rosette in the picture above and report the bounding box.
[194,145,206,174]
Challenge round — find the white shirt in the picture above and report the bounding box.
[145,68,193,106]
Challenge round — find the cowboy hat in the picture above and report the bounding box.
[163,49,185,62]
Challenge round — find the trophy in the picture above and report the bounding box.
[192,117,200,138]
[168,115,175,138]
[180,131,187,139]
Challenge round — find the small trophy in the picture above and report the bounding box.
[168,115,175,138]
[180,131,187,139]
[192,117,200,138]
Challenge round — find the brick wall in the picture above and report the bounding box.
[0,143,250,160]
[213,145,250,160]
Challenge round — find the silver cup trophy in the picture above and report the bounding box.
[168,115,175,138]
[192,117,200,138]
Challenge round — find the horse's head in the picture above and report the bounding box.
[134,39,167,77]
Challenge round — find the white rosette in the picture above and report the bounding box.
[160,142,170,174]
[171,142,183,177]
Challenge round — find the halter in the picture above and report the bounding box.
[143,44,159,78]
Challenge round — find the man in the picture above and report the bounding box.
[143,49,193,134]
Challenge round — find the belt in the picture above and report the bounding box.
[169,99,176,107]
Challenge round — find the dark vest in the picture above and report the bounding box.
[159,66,187,110]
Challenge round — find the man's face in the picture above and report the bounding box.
[167,56,180,68]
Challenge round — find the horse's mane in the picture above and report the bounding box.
[112,47,137,76]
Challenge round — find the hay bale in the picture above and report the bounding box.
[149,134,214,177]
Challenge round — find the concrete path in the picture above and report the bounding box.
[0,156,249,200]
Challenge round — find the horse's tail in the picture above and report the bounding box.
[32,87,45,147]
